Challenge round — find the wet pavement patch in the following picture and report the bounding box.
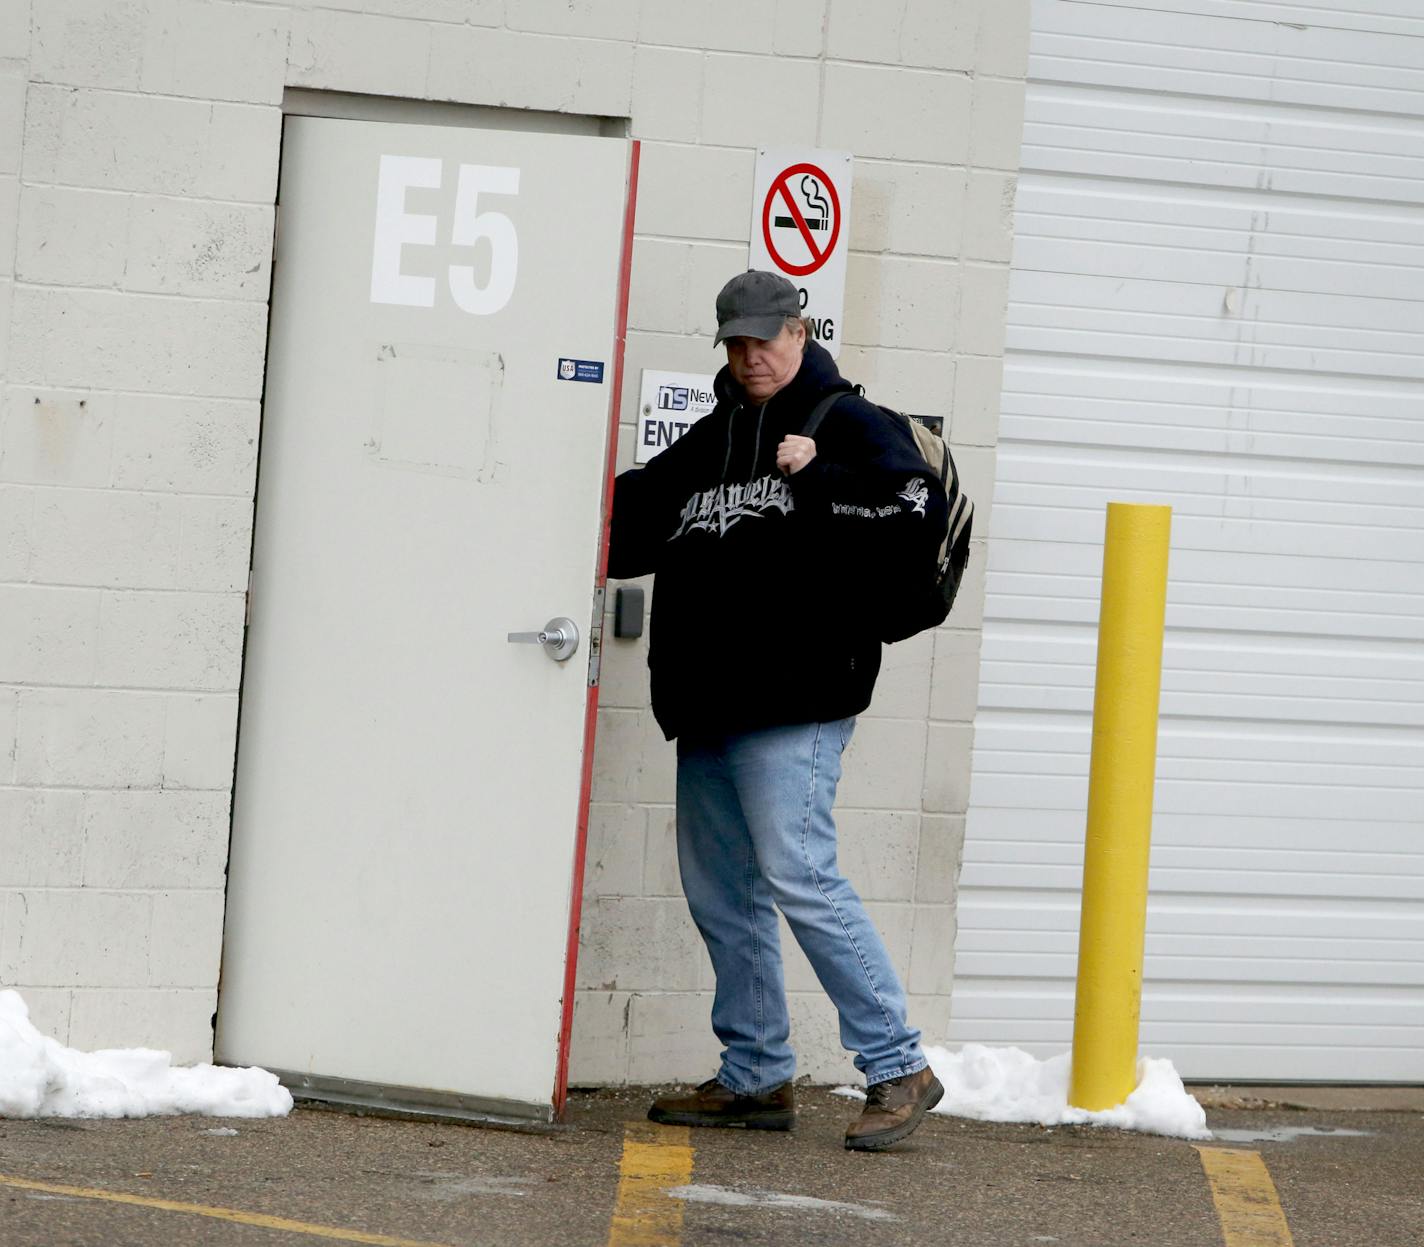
[1210,1125,1374,1145]
[412,1172,535,1200]
[666,1182,897,1221]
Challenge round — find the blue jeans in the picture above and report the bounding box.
[675,718,927,1092]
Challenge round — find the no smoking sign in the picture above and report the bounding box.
[748,148,853,359]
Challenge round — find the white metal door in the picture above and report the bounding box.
[951,0,1424,1081]
[217,115,632,1117]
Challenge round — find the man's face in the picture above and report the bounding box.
[724,322,805,402]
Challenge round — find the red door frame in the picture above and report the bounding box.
[553,139,641,1118]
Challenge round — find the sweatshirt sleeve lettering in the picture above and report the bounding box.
[787,403,947,533]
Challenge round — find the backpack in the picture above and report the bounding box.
[802,389,974,644]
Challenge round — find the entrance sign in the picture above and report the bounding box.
[636,369,717,463]
[748,148,852,358]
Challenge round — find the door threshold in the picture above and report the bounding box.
[274,1069,557,1129]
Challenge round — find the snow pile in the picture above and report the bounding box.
[837,1044,1210,1140]
[0,991,293,1119]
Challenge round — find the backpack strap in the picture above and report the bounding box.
[801,385,861,439]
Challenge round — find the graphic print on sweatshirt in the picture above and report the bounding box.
[897,477,930,517]
[832,478,929,522]
[671,473,796,540]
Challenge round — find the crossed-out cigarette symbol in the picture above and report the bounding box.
[773,174,832,232]
[762,161,841,276]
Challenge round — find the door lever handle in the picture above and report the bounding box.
[507,617,579,661]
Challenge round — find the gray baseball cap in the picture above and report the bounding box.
[713,270,801,345]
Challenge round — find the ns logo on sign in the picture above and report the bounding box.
[657,384,714,411]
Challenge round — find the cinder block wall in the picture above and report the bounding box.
[573,2,1027,1085]
[0,0,1025,1070]
[0,0,286,1060]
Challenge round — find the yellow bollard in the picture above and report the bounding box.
[1068,502,1172,1112]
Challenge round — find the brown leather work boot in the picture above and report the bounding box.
[647,1077,795,1131]
[843,1066,944,1151]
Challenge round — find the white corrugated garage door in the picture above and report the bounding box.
[950,0,1424,1081]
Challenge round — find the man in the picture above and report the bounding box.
[608,270,946,1151]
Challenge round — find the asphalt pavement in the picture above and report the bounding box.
[0,1084,1419,1246]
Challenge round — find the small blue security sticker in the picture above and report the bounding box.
[556,358,605,384]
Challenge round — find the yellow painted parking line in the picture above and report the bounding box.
[608,1122,693,1247]
[0,1172,451,1247]
[1195,1147,1295,1247]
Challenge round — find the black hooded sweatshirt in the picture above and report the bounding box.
[609,340,947,741]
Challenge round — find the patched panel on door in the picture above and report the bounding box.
[370,343,504,481]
